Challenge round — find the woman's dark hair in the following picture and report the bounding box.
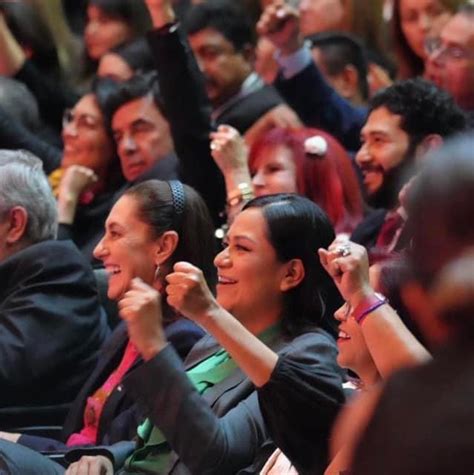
[88,0,152,36]
[91,77,125,190]
[244,194,341,338]
[110,37,155,76]
[124,180,217,319]
[1,2,61,81]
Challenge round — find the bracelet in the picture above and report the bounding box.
[226,183,254,207]
[353,293,388,324]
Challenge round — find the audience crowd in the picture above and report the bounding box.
[0,0,473,474]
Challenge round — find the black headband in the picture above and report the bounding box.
[168,180,185,223]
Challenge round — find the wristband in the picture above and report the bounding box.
[353,292,387,324]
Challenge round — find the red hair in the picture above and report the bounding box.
[249,127,364,234]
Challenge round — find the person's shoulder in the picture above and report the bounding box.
[277,327,338,359]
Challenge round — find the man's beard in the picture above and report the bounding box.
[367,146,417,210]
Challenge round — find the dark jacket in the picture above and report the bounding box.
[274,62,367,153]
[95,329,343,474]
[18,320,205,452]
[0,240,108,410]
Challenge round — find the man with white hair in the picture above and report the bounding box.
[0,150,108,425]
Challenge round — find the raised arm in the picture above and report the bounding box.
[319,239,431,378]
[258,0,366,152]
[145,0,225,226]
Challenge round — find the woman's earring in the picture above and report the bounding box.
[154,265,161,281]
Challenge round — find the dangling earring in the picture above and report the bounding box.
[154,265,161,282]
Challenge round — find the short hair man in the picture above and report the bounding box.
[0,150,107,421]
[426,4,474,126]
[351,78,466,250]
[184,0,284,132]
[104,73,178,184]
[308,32,369,106]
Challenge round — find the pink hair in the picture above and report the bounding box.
[249,127,364,234]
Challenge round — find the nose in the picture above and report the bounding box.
[418,13,432,34]
[85,20,99,37]
[121,133,137,154]
[63,120,79,139]
[252,169,265,188]
[214,246,230,268]
[334,304,348,322]
[355,144,371,166]
[93,235,107,260]
[193,53,206,74]
[299,0,309,13]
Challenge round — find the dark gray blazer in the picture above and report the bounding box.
[112,328,343,474]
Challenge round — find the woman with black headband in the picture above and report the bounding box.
[0,179,214,472]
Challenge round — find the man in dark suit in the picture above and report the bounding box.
[0,150,108,424]
[183,0,284,134]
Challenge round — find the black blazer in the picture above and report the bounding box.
[0,240,108,411]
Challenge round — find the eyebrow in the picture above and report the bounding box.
[229,235,258,245]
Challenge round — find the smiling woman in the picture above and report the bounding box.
[89,193,345,475]
[0,180,214,473]
[52,79,124,265]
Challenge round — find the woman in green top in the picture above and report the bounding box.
[67,194,344,474]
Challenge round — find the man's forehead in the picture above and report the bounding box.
[112,95,158,128]
[362,107,403,134]
[188,27,234,49]
[441,13,474,47]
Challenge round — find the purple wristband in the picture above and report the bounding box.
[353,293,388,324]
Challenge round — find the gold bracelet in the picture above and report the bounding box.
[226,183,254,207]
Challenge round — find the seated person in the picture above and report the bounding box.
[209,124,364,234]
[0,150,108,421]
[53,80,125,266]
[94,194,343,474]
[0,180,212,464]
[1,194,346,474]
[350,135,474,475]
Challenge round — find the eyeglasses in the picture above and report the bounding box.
[62,109,102,131]
[425,37,474,62]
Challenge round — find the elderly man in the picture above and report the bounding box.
[0,150,108,425]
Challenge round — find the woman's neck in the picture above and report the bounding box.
[239,309,281,337]
[357,362,381,389]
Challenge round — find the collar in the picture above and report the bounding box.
[211,72,263,121]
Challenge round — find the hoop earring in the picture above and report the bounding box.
[154,265,161,282]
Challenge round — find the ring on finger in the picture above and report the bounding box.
[335,243,351,257]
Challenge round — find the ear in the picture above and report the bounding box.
[280,259,305,292]
[154,230,179,267]
[5,207,28,245]
[401,280,450,347]
[414,134,443,161]
[241,43,256,64]
[339,65,360,101]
